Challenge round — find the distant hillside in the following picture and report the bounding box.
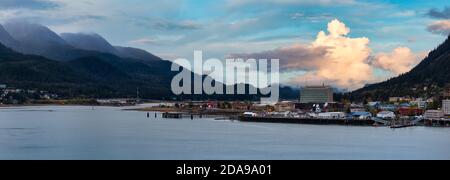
[353,35,450,101]
[1,42,298,100]
[0,20,299,101]
[0,43,174,99]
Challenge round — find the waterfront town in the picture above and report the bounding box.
[142,85,450,128]
[1,83,450,127]
[0,84,59,105]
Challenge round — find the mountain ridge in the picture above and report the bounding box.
[60,32,119,55]
[352,35,450,101]
[0,21,163,63]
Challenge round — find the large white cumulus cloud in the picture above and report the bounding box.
[310,19,372,89]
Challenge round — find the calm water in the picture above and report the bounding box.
[0,106,449,160]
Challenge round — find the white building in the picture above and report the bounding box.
[351,112,372,120]
[443,100,450,115]
[377,111,396,119]
[411,99,427,109]
[243,112,257,117]
[424,110,444,120]
[318,112,347,119]
[368,101,381,107]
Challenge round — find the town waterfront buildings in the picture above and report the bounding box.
[300,85,333,103]
[424,110,444,120]
[443,100,450,116]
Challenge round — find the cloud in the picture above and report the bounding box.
[290,12,334,22]
[135,19,202,31]
[127,35,183,47]
[308,19,373,89]
[153,20,202,31]
[372,47,426,75]
[0,0,59,9]
[128,38,158,45]
[427,20,450,35]
[227,0,355,8]
[230,44,328,71]
[231,19,373,89]
[426,6,450,19]
[231,19,425,90]
[392,10,416,18]
[323,19,350,36]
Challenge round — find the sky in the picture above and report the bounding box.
[0,0,449,90]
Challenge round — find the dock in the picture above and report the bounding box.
[161,112,233,120]
[162,112,185,119]
[424,119,450,127]
[239,116,375,126]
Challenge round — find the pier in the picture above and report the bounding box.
[424,119,450,127]
[161,112,235,120]
[239,116,375,126]
[162,112,184,119]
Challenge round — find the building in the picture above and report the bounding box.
[243,112,257,117]
[318,112,346,119]
[444,88,450,98]
[389,97,400,103]
[350,112,372,120]
[377,111,396,119]
[300,85,333,103]
[389,97,410,103]
[368,101,381,108]
[231,102,252,111]
[424,110,444,120]
[349,103,366,113]
[379,104,397,111]
[443,100,450,115]
[411,99,427,109]
[398,107,423,116]
[274,101,295,112]
[0,84,6,89]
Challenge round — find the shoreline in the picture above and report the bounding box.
[2,103,449,128]
[128,106,246,116]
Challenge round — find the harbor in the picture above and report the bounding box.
[130,85,450,128]
[239,116,375,126]
[159,112,431,128]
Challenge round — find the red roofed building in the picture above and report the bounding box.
[398,107,423,116]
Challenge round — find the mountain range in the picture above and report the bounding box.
[0,21,186,99]
[353,35,450,101]
[0,20,298,100]
[0,21,162,62]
